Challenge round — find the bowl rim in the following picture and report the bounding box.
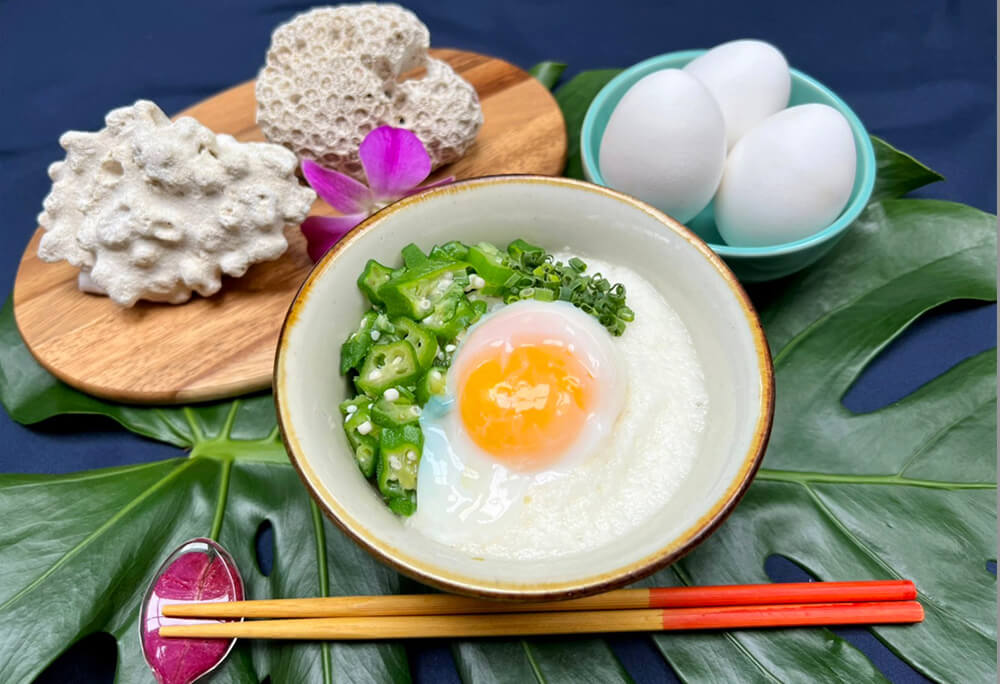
[580,49,877,258]
[274,174,775,600]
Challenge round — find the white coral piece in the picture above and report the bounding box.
[37,100,316,307]
[255,3,483,180]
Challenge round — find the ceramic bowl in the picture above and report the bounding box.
[275,176,774,600]
[581,50,876,282]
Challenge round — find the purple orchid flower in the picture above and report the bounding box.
[300,126,454,262]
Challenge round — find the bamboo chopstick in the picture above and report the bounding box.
[159,601,924,640]
[162,580,916,619]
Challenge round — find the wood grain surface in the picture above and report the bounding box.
[12,49,567,404]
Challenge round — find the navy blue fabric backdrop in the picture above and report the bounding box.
[0,1,995,682]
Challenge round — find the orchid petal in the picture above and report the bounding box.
[360,126,432,201]
[401,176,456,198]
[301,214,366,262]
[301,159,372,215]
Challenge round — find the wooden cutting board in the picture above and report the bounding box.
[12,49,566,404]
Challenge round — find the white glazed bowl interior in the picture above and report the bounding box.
[276,176,773,599]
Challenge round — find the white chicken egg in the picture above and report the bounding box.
[407,300,627,548]
[683,39,791,150]
[599,69,726,223]
[714,103,857,247]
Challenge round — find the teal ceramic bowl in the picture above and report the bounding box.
[581,50,876,282]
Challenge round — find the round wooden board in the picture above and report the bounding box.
[13,49,566,404]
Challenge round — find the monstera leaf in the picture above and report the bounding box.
[527,61,567,90]
[0,70,994,682]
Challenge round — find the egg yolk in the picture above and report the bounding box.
[457,340,596,471]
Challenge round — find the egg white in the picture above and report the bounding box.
[406,256,708,560]
[407,300,626,549]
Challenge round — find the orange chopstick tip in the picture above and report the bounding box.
[659,600,924,631]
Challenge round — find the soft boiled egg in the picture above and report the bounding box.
[683,39,791,150]
[407,300,627,547]
[599,69,726,223]
[713,103,857,247]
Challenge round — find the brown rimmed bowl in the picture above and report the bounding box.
[274,176,774,601]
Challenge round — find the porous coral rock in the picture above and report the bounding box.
[255,4,483,179]
[38,100,316,307]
